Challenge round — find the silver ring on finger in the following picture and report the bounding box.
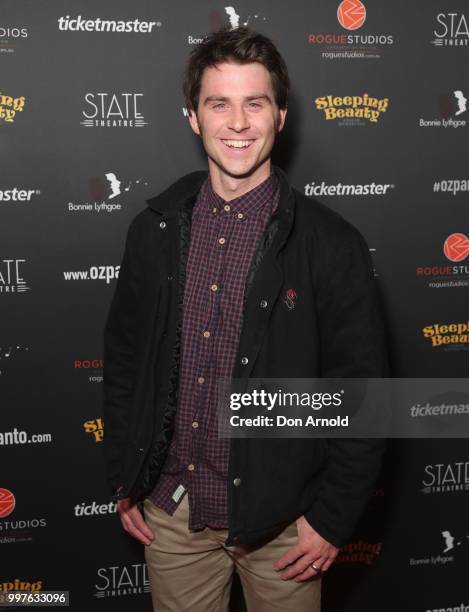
[310,562,320,571]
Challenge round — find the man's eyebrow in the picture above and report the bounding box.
[203,94,273,105]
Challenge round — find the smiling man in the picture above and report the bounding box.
[103,27,388,612]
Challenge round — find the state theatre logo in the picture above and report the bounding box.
[0,259,29,294]
[94,563,150,598]
[80,93,147,128]
[421,461,469,495]
[432,12,469,47]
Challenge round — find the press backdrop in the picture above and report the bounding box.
[2,1,469,610]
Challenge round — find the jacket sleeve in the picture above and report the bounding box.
[304,219,389,548]
[102,217,140,496]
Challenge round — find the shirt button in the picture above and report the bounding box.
[233,477,242,487]
[197,376,205,384]
[213,207,218,214]
[260,299,268,308]
[241,357,248,365]
[237,213,244,219]
[218,237,226,245]
[203,330,210,338]
[192,421,199,429]
[159,221,166,229]
[210,283,218,292]
[187,464,195,471]
[224,204,231,212]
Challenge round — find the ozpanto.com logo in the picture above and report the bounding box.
[337,0,366,30]
[444,233,469,262]
[0,488,16,518]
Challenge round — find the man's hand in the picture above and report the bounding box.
[273,516,339,581]
[117,497,155,546]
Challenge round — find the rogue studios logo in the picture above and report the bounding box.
[0,489,47,544]
[416,233,469,289]
[308,0,394,60]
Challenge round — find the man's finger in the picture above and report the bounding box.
[273,544,304,571]
[294,565,321,582]
[320,557,335,573]
[280,554,321,580]
[120,513,152,545]
[128,506,155,540]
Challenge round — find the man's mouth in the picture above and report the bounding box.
[220,139,255,149]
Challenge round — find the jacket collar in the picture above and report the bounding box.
[146,165,295,227]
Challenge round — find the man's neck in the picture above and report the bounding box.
[208,159,272,201]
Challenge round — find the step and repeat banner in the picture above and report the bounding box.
[2,1,469,610]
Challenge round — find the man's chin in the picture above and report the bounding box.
[210,157,267,180]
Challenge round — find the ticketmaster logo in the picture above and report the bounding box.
[74,501,116,517]
[57,15,161,33]
[304,181,394,197]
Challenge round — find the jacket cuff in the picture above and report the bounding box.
[303,504,347,549]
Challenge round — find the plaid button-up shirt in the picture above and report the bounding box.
[147,170,280,530]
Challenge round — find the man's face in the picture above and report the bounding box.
[188,61,287,180]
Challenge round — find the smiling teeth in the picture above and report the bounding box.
[222,140,254,148]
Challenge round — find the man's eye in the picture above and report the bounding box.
[248,102,262,108]
[213,103,226,109]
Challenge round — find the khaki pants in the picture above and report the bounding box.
[143,495,321,612]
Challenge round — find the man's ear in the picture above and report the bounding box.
[188,109,201,135]
[277,107,287,133]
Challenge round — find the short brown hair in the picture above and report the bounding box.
[183,27,290,112]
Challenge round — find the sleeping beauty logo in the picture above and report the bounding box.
[315,93,389,125]
[0,92,26,123]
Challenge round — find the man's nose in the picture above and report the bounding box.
[227,106,250,131]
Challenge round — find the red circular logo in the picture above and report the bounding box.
[0,488,16,518]
[337,0,367,30]
[443,233,469,262]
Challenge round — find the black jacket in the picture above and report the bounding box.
[103,165,388,548]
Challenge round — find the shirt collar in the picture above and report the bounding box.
[197,169,279,219]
